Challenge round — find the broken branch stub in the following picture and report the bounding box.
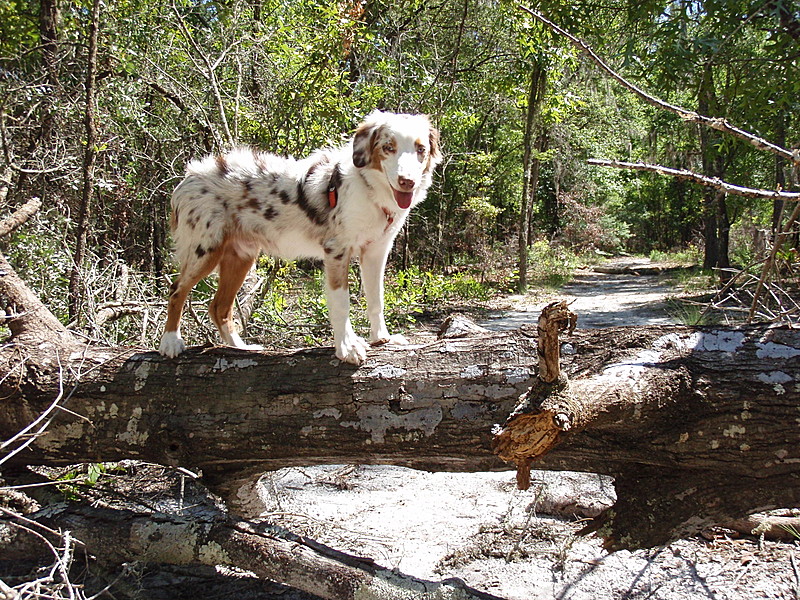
[493,301,577,489]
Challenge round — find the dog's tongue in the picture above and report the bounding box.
[393,189,414,209]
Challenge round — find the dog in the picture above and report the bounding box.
[159,110,442,364]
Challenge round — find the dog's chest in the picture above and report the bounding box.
[338,202,400,248]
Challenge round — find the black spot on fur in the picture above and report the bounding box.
[263,206,278,220]
[306,156,329,180]
[244,179,254,193]
[296,182,328,226]
[195,245,206,258]
[352,149,367,168]
[205,219,212,229]
[201,187,209,195]
[278,190,291,205]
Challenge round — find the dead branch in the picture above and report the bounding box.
[587,159,800,202]
[170,0,235,148]
[0,250,75,346]
[0,197,42,238]
[748,201,800,322]
[142,79,214,152]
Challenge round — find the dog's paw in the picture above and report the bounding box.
[236,343,265,351]
[370,333,409,346]
[335,336,369,365]
[159,331,186,358]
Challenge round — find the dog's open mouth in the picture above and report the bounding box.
[392,188,414,209]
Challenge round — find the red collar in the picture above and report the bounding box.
[327,164,342,208]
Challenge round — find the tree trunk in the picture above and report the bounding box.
[4,226,800,542]
[517,61,547,293]
[697,63,733,274]
[68,0,101,323]
[2,307,799,549]
[771,107,787,236]
[3,246,800,590]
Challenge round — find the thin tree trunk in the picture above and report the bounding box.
[68,0,101,323]
[771,108,787,235]
[517,62,547,292]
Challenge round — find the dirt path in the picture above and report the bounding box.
[483,257,681,331]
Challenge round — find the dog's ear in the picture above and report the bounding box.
[352,121,374,168]
[353,111,389,168]
[427,124,442,170]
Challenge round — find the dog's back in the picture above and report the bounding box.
[171,147,343,268]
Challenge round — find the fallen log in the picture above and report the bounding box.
[2,243,800,555]
[3,503,502,600]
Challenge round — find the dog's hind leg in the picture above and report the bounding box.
[209,240,263,351]
[159,247,224,358]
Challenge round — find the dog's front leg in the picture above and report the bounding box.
[361,239,408,346]
[324,250,368,365]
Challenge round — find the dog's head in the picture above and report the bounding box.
[352,110,442,210]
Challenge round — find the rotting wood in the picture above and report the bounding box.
[492,301,576,489]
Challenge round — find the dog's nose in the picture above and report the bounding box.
[397,176,416,191]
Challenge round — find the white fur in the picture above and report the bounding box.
[159,110,441,364]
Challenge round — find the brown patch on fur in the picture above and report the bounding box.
[215,155,229,176]
[325,247,351,290]
[163,243,227,333]
[208,240,258,338]
[327,267,349,290]
[369,133,394,171]
[427,125,442,170]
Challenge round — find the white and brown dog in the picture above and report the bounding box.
[159,110,441,364]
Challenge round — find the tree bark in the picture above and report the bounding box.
[517,61,547,293]
[3,242,800,553]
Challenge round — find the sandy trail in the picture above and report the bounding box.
[483,257,680,331]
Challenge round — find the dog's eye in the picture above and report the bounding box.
[382,143,395,154]
[416,144,427,157]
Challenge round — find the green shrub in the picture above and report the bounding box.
[648,245,702,265]
[526,240,582,288]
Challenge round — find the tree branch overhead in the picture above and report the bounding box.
[588,159,800,201]
[518,4,800,166]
